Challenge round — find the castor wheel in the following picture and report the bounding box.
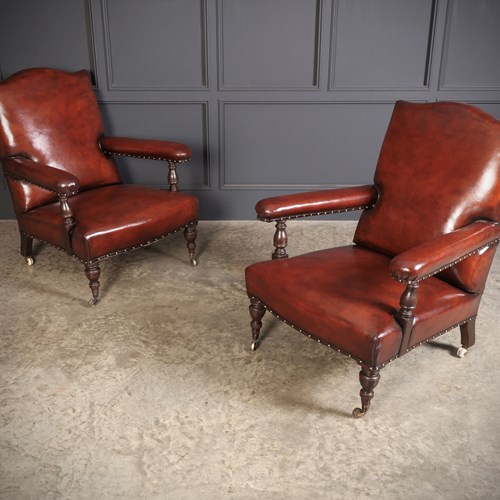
[457,346,468,358]
[352,407,367,418]
[190,257,198,267]
[88,298,99,307]
[251,341,259,351]
[25,256,35,266]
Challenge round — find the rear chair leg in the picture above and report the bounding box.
[184,221,198,266]
[457,318,476,358]
[21,233,34,266]
[249,297,266,351]
[84,262,101,307]
[352,365,381,418]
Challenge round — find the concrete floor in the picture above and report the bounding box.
[0,219,499,499]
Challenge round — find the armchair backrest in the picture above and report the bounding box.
[354,101,500,293]
[0,68,121,213]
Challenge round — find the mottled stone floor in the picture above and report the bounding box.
[1,220,499,499]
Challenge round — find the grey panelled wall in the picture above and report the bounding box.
[1,0,500,219]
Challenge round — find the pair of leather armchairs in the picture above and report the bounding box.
[1,68,499,416]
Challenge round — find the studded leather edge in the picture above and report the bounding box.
[3,172,78,197]
[392,239,500,284]
[247,294,380,367]
[257,204,375,223]
[102,151,190,163]
[20,220,196,265]
[248,295,476,370]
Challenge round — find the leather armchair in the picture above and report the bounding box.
[245,101,500,417]
[0,68,199,305]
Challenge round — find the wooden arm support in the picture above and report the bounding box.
[99,136,192,191]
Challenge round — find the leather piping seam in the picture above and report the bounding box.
[3,172,78,197]
[248,295,476,369]
[392,239,500,284]
[20,221,196,264]
[257,204,375,223]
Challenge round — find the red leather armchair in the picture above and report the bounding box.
[245,101,500,417]
[0,68,198,305]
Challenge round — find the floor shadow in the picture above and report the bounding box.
[424,340,458,357]
[273,392,354,419]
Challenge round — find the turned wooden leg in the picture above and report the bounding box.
[84,262,101,306]
[396,282,419,356]
[183,221,198,266]
[352,365,381,418]
[20,233,34,266]
[249,297,266,351]
[272,220,288,260]
[167,161,179,192]
[457,318,476,357]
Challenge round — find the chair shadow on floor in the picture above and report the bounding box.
[251,316,358,418]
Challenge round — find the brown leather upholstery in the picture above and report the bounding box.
[0,68,199,304]
[246,246,480,366]
[0,68,121,212]
[245,101,500,417]
[354,101,500,293]
[17,184,198,262]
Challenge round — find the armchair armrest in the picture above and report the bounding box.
[390,221,500,283]
[255,185,378,221]
[3,156,79,196]
[3,156,80,252]
[100,136,192,163]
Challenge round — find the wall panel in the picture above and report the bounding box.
[0,0,94,80]
[219,0,321,89]
[1,0,500,219]
[221,102,393,188]
[103,0,207,89]
[439,0,500,90]
[330,0,435,89]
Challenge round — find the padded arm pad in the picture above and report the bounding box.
[390,221,500,283]
[255,185,378,221]
[3,156,79,196]
[100,136,192,163]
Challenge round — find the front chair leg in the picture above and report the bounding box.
[84,262,101,307]
[20,233,34,266]
[183,221,198,266]
[457,318,476,357]
[352,365,381,418]
[249,297,266,351]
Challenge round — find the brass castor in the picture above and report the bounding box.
[190,258,198,267]
[457,346,468,358]
[89,298,99,307]
[25,256,35,266]
[352,407,367,418]
[251,341,259,351]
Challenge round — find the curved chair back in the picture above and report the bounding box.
[355,101,500,293]
[0,68,121,213]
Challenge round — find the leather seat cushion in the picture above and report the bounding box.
[17,184,198,262]
[245,246,480,366]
